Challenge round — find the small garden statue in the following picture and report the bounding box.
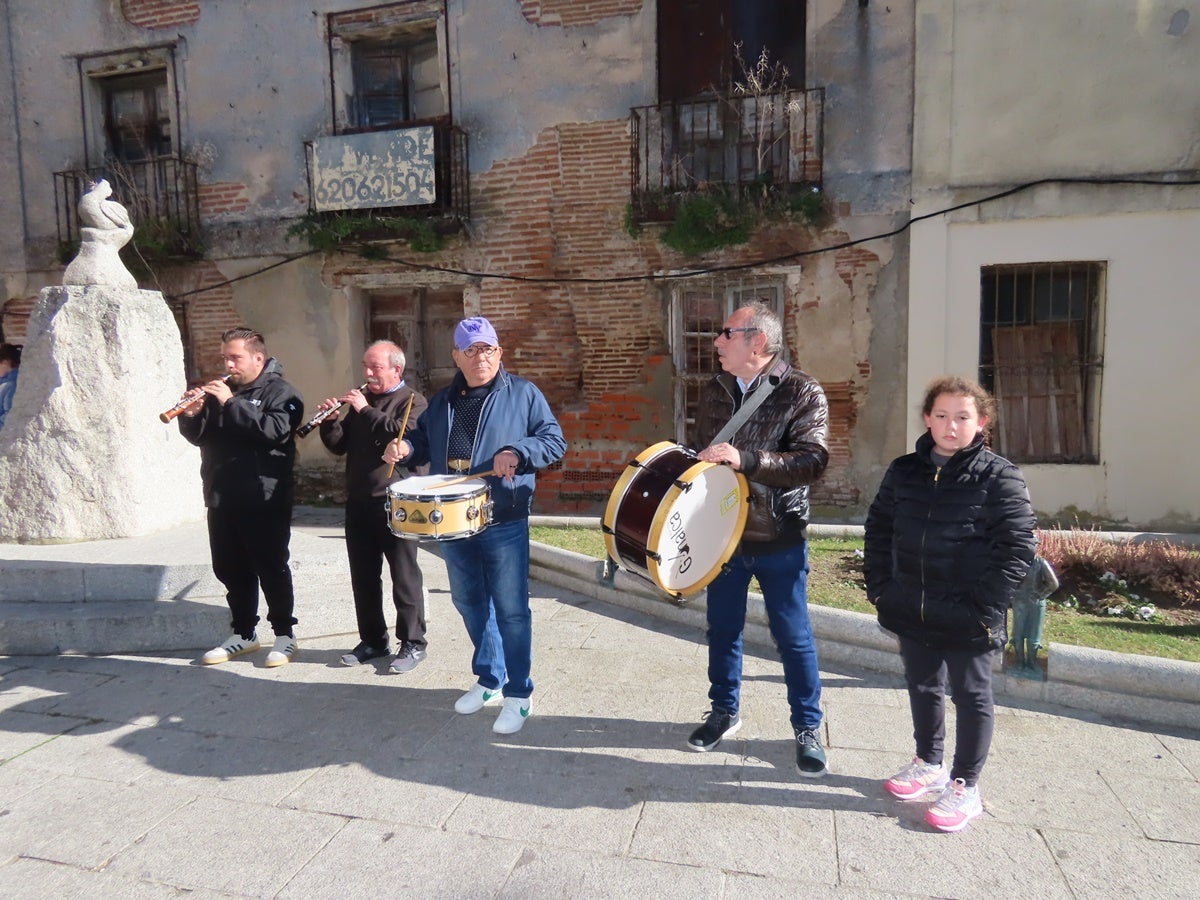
[62,178,137,290]
[1008,555,1060,679]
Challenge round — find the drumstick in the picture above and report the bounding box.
[385,392,417,480]
[435,469,497,489]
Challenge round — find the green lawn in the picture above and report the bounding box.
[530,527,1200,663]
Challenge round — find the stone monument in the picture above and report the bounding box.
[0,180,204,542]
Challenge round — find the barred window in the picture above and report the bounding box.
[979,262,1104,464]
[669,279,784,446]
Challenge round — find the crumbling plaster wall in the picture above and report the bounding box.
[3,0,918,516]
[451,2,653,173]
[805,0,916,507]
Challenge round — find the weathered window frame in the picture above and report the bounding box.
[328,1,449,135]
[76,44,180,167]
[669,278,785,445]
[979,262,1105,464]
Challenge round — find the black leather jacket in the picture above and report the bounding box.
[691,358,829,551]
[863,431,1037,651]
[179,358,304,509]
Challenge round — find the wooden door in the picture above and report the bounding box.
[369,288,462,397]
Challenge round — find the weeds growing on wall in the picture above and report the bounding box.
[629,181,828,255]
[288,210,446,255]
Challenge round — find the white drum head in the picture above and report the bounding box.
[646,462,747,596]
[389,474,487,498]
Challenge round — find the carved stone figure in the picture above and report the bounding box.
[1008,556,1060,679]
[62,179,138,290]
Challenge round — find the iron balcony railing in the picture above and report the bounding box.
[304,122,469,220]
[54,156,201,255]
[630,87,824,220]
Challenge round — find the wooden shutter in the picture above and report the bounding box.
[991,323,1086,461]
[658,0,732,100]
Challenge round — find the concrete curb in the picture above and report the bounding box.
[527,522,1200,730]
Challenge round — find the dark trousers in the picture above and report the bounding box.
[207,504,296,639]
[345,499,425,649]
[898,636,996,786]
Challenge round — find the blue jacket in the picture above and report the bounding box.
[406,366,566,523]
[0,368,17,430]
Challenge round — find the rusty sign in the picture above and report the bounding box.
[310,127,436,212]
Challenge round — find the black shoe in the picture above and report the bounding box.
[795,727,828,777]
[340,641,391,667]
[686,709,741,752]
[388,642,427,674]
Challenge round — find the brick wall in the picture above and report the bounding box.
[121,0,200,29]
[520,1,645,28]
[198,183,250,218]
[157,262,240,380]
[168,106,874,518]
[307,115,872,516]
[1,295,36,345]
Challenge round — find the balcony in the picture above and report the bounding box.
[629,88,824,222]
[303,122,469,221]
[54,156,202,259]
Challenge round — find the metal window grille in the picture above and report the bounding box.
[670,280,784,445]
[979,262,1104,464]
[630,89,824,221]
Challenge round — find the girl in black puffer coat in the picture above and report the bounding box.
[864,376,1035,833]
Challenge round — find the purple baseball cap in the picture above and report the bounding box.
[454,317,499,351]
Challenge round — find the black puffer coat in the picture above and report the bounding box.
[863,431,1036,651]
[691,358,829,551]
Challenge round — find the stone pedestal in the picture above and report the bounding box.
[0,285,204,543]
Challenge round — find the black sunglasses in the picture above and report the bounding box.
[718,327,759,339]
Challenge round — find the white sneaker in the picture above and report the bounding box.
[454,683,504,714]
[493,697,532,734]
[201,633,259,665]
[264,634,297,668]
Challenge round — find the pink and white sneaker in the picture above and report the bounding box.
[924,778,983,832]
[884,756,950,800]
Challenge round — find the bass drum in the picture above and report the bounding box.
[602,441,749,599]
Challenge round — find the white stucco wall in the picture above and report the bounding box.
[908,208,1200,529]
[915,0,1200,186]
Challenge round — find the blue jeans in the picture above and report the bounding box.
[440,518,533,699]
[705,541,822,732]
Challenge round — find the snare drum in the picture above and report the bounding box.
[602,441,749,599]
[385,475,491,541]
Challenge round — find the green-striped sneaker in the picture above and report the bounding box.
[454,683,503,714]
[493,697,532,734]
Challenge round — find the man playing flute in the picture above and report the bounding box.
[178,327,304,667]
[316,341,429,671]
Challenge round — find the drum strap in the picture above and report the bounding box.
[709,358,789,446]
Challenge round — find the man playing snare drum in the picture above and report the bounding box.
[317,341,429,671]
[383,317,566,735]
[686,302,831,776]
